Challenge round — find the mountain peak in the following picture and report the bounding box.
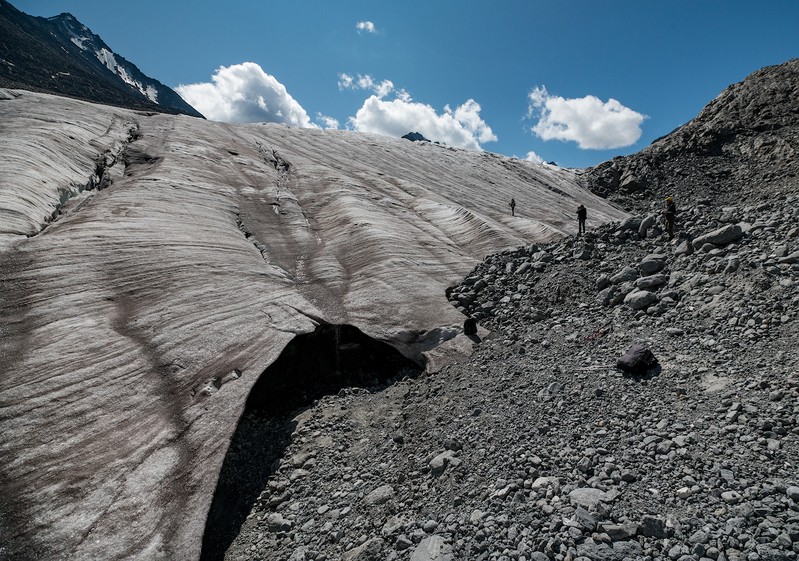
[402,131,431,142]
[49,12,78,21]
[0,1,203,117]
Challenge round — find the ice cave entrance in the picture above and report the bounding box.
[200,324,422,560]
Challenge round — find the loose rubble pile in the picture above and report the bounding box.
[222,195,798,561]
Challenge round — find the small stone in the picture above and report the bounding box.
[531,477,559,490]
[721,490,743,504]
[675,239,694,256]
[636,274,668,289]
[469,509,485,524]
[395,535,413,550]
[343,537,385,561]
[574,506,599,531]
[569,488,612,510]
[640,515,669,539]
[690,530,709,544]
[363,485,395,506]
[410,535,454,561]
[267,513,292,532]
[429,451,456,476]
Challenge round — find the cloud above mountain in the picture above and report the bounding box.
[527,86,645,149]
[176,62,316,128]
[349,96,496,150]
[338,73,496,150]
[176,63,495,150]
[522,151,544,164]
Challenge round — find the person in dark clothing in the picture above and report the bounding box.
[576,204,587,235]
[509,198,516,216]
[664,196,676,240]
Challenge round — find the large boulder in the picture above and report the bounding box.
[692,224,743,248]
[624,290,658,310]
[639,253,667,275]
[638,215,657,238]
[610,266,639,284]
[619,216,642,232]
[636,274,668,290]
[619,169,645,192]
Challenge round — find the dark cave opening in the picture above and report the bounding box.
[200,324,422,561]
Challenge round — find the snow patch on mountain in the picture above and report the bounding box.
[94,47,158,102]
[69,36,89,50]
[49,13,161,104]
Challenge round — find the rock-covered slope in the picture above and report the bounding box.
[0,88,625,560]
[223,196,799,561]
[584,58,799,208]
[0,0,203,117]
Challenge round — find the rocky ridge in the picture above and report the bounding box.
[222,196,799,561]
[583,59,799,210]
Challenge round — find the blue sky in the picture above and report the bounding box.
[14,0,799,168]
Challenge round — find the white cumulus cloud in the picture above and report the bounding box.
[338,73,404,100]
[176,62,316,127]
[316,113,339,129]
[527,86,645,150]
[348,95,497,150]
[523,151,544,164]
[356,21,376,33]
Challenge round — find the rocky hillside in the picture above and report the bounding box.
[0,0,202,117]
[584,59,799,209]
[220,195,799,561]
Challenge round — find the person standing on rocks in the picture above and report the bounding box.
[509,198,516,216]
[576,204,587,235]
[664,196,676,240]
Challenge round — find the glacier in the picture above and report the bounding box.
[0,88,627,560]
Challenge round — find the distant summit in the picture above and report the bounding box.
[585,58,799,206]
[0,0,203,117]
[401,131,430,142]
